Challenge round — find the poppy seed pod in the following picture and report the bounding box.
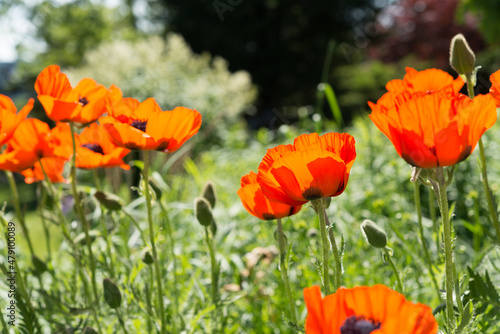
[450,34,475,76]
[361,219,387,249]
[195,197,213,227]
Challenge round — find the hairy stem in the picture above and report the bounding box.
[143,150,166,334]
[276,218,297,324]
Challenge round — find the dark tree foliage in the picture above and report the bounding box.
[368,0,485,69]
[147,0,382,128]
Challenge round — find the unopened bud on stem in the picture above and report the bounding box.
[195,197,213,227]
[450,34,475,76]
[361,219,387,249]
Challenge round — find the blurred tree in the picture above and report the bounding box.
[6,0,141,96]
[368,0,484,69]
[146,0,384,128]
[458,0,500,46]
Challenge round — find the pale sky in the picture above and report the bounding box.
[0,5,34,62]
[0,0,124,62]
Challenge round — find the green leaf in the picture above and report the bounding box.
[321,83,343,127]
[129,160,144,171]
[455,301,474,334]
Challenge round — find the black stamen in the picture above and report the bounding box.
[79,97,89,106]
[340,316,381,334]
[131,120,148,132]
[81,143,104,155]
[302,187,323,201]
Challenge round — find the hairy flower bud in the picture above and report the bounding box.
[202,181,217,208]
[103,278,122,309]
[195,197,213,227]
[450,34,475,76]
[361,219,387,249]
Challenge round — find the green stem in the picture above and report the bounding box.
[116,308,130,334]
[276,218,297,324]
[39,184,52,262]
[100,210,115,278]
[428,187,440,257]
[69,123,100,314]
[0,305,8,334]
[5,171,34,256]
[146,265,155,334]
[434,168,455,327]
[414,182,441,301]
[122,209,148,246]
[313,198,330,295]
[93,169,101,191]
[466,76,500,245]
[143,150,166,334]
[163,207,179,333]
[324,208,342,291]
[453,262,463,314]
[383,247,404,293]
[204,226,219,332]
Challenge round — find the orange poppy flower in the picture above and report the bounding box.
[75,123,130,170]
[237,171,302,220]
[21,157,67,184]
[489,69,500,107]
[303,285,438,334]
[257,132,356,206]
[0,119,72,173]
[99,97,202,152]
[35,64,122,124]
[369,68,497,168]
[0,95,33,147]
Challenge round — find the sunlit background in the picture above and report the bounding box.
[1,0,498,126]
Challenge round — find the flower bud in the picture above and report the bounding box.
[361,219,387,249]
[94,190,123,211]
[103,277,122,309]
[32,255,48,274]
[202,181,217,208]
[450,34,475,76]
[141,248,154,265]
[83,327,99,334]
[195,197,213,227]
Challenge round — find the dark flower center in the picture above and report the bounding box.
[79,97,89,106]
[262,213,276,220]
[131,120,148,132]
[340,316,381,334]
[302,187,323,201]
[81,143,104,155]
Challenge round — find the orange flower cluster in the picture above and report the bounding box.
[0,65,202,183]
[238,132,356,220]
[303,285,438,334]
[369,67,497,168]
